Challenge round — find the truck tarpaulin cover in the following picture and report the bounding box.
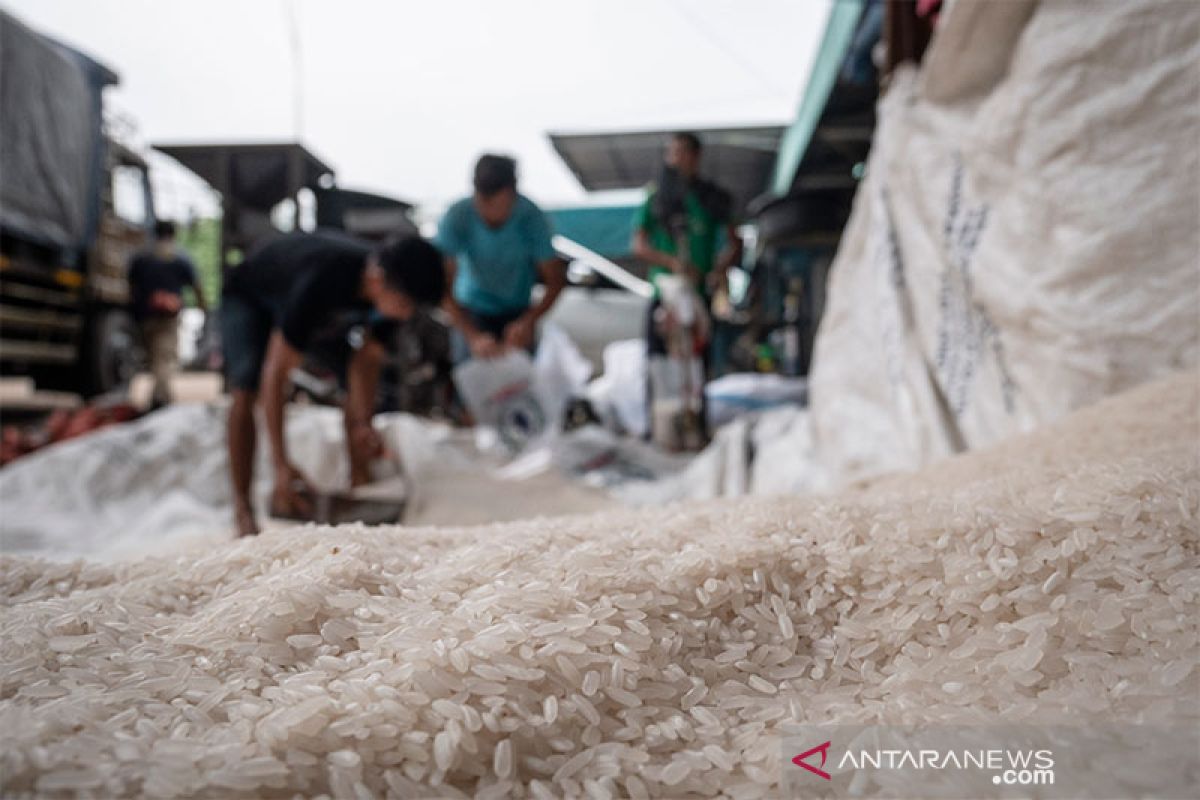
[0,9,101,252]
[809,0,1200,484]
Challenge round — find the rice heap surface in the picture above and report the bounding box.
[2,372,1197,798]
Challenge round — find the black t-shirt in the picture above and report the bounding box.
[224,232,373,351]
[127,251,198,320]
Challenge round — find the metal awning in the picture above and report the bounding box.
[752,0,879,247]
[315,187,417,241]
[548,126,785,218]
[769,0,868,197]
[153,142,335,211]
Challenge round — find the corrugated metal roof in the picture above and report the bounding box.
[548,126,785,219]
[770,0,868,196]
[153,142,335,211]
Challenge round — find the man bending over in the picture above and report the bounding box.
[220,232,444,536]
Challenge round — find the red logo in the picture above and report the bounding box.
[793,741,832,780]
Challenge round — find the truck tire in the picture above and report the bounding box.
[86,308,144,396]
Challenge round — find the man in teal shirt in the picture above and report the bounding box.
[436,154,565,360]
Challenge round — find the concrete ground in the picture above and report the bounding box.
[402,442,612,527]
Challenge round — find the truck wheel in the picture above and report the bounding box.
[87,308,144,396]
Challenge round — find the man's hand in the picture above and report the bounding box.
[468,331,503,359]
[348,422,384,488]
[669,256,702,289]
[149,290,182,315]
[345,338,386,487]
[348,421,384,459]
[271,463,315,519]
[706,268,732,308]
[502,314,536,352]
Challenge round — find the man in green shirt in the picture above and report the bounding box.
[632,132,743,444]
[632,131,742,308]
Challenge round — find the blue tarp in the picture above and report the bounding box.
[0,9,117,255]
[546,204,640,260]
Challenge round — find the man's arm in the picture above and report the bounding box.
[435,203,501,357]
[441,256,500,358]
[183,259,207,312]
[709,223,745,299]
[127,257,146,313]
[504,257,566,350]
[344,337,386,487]
[632,228,699,289]
[631,195,687,276]
[632,229,680,272]
[258,331,310,509]
[528,257,566,320]
[440,257,476,335]
[191,280,208,312]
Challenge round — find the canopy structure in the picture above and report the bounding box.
[548,126,784,220]
[314,187,417,242]
[754,0,878,247]
[155,142,335,274]
[154,142,334,214]
[157,141,422,273]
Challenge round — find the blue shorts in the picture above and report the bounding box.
[220,293,276,392]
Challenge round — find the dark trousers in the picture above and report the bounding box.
[451,307,533,363]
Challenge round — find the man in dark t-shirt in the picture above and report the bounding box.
[127,220,207,406]
[220,231,445,537]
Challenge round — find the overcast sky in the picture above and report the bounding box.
[4,0,829,218]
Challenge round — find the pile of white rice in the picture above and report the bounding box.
[2,372,1197,798]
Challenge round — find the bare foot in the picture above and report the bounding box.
[234,506,259,537]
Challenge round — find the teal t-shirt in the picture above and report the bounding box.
[435,194,556,316]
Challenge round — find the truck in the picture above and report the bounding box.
[0,8,157,395]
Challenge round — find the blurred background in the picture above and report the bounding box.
[0,0,869,404]
[2,0,1195,559]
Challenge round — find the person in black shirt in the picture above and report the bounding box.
[127,220,207,406]
[220,232,445,537]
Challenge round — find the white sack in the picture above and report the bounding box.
[586,339,649,437]
[809,0,1200,483]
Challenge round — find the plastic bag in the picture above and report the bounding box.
[452,323,593,451]
[705,372,808,430]
[532,323,593,433]
[453,350,544,450]
[585,339,648,437]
